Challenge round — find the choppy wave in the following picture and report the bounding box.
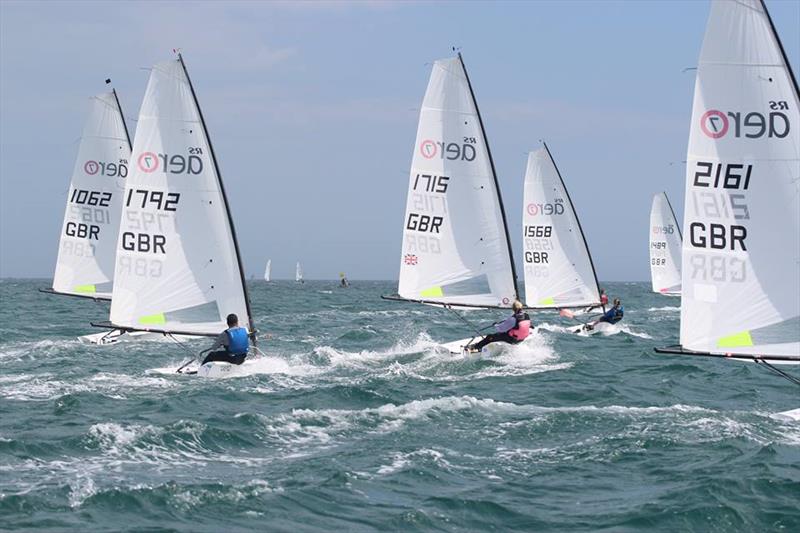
[2,280,799,531]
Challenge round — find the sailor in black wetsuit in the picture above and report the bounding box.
[467,300,532,352]
[202,313,249,365]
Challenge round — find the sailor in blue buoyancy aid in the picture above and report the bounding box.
[467,300,531,352]
[585,298,624,330]
[202,313,249,365]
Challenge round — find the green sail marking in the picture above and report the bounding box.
[73,284,96,294]
[717,330,753,348]
[139,313,166,326]
[420,286,444,298]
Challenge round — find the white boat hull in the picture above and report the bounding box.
[438,337,509,357]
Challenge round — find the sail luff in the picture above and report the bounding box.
[112,88,132,151]
[544,141,602,305]
[177,54,255,343]
[457,53,520,302]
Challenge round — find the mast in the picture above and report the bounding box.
[457,52,520,302]
[111,88,132,151]
[761,0,800,100]
[177,53,256,344]
[542,141,602,303]
[662,191,683,241]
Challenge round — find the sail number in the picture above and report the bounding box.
[412,174,449,193]
[693,162,752,190]
[70,189,112,207]
[524,225,552,238]
[125,189,180,211]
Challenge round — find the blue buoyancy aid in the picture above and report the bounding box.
[225,327,249,355]
[603,306,624,324]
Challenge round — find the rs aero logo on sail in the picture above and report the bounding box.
[699,101,791,139]
[419,138,477,161]
[84,159,127,177]
[137,147,205,174]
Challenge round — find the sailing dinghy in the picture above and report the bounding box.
[295,262,304,283]
[382,53,520,356]
[520,144,607,335]
[264,259,271,282]
[649,192,682,296]
[656,1,800,385]
[42,88,130,301]
[90,54,258,375]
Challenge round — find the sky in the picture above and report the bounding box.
[1,0,798,282]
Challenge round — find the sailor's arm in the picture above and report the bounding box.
[495,316,516,333]
[209,332,227,350]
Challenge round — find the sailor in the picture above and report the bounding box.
[201,313,249,365]
[585,298,624,330]
[467,300,531,353]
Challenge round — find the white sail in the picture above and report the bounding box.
[396,55,517,308]
[108,57,251,336]
[649,192,682,295]
[680,0,799,359]
[295,262,303,282]
[51,91,130,299]
[264,259,271,282]
[522,146,601,308]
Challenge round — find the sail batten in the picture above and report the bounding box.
[676,0,799,361]
[395,55,517,308]
[522,144,601,309]
[50,91,131,300]
[108,55,252,337]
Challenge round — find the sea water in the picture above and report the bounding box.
[0,280,797,531]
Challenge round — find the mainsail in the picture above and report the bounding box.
[649,192,682,295]
[295,262,303,282]
[391,54,518,308]
[659,0,799,364]
[522,144,601,309]
[47,90,131,299]
[100,55,253,337]
[264,259,271,282]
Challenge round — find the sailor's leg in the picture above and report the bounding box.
[202,350,229,365]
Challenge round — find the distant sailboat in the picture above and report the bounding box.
[42,88,131,300]
[521,144,602,311]
[656,0,799,375]
[91,54,256,357]
[649,192,682,295]
[296,262,304,283]
[383,53,519,354]
[264,259,271,282]
[339,272,349,288]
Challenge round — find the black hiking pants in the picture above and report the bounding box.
[202,351,247,365]
[473,332,519,351]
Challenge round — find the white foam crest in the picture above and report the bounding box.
[171,479,282,510]
[312,332,439,368]
[615,324,653,339]
[647,306,680,312]
[253,396,524,449]
[376,448,450,475]
[68,475,97,508]
[0,372,176,401]
[0,338,81,361]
